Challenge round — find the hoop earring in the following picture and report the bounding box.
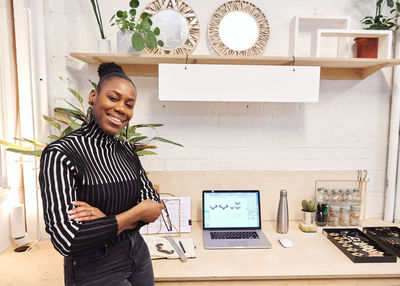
[125,123,129,139]
[86,106,93,123]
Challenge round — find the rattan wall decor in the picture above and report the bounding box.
[142,0,200,55]
[208,0,270,56]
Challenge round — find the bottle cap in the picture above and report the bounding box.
[280,189,287,195]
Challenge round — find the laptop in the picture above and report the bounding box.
[202,190,272,249]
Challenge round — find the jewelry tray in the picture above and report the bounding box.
[322,228,397,263]
[363,226,400,258]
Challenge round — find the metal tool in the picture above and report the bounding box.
[165,235,187,262]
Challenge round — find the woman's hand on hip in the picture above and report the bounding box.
[137,199,165,223]
[68,201,106,222]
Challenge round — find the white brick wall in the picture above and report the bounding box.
[43,0,390,218]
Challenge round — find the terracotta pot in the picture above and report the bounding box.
[354,37,378,58]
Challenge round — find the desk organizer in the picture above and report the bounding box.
[363,227,400,258]
[323,228,396,263]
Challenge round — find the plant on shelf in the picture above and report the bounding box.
[0,81,183,158]
[358,0,400,57]
[110,0,164,52]
[301,199,317,225]
[90,0,111,53]
[361,0,400,30]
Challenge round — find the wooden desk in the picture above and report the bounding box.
[1,220,399,286]
[153,220,400,285]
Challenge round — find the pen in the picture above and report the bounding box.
[179,240,186,253]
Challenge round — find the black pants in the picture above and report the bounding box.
[64,231,154,286]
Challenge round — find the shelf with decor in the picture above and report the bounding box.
[69,53,400,80]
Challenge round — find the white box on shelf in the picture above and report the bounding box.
[313,29,392,59]
[289,16,350,57]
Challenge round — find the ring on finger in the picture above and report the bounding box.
[90,210,94,216]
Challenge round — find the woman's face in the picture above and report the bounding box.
[89,77,136,136]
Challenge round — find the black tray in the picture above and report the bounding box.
[363,226,400,258]
[323,228,397,263]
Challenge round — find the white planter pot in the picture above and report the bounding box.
[97,39,111,53]
[117,31,144,54]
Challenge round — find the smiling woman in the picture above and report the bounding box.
[39,62,165,286]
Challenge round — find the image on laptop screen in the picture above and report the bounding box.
[203,191,261,229]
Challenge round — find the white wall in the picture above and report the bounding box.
[43,0,390,218]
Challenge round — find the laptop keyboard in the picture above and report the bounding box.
[210,231,260,240]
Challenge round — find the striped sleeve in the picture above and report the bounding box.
[138,167,161,203]
[39,149,118,256]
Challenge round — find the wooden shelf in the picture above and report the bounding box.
[70,53,400,80]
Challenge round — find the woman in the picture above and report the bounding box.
[39,62,164,286]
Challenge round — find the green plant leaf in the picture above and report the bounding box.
[60,126,73,138]
[89,79,97,89]
[129,9,137,17]
[154,27,160,36]
[136,150,157,156]
[48,135,59,141]
[68,88,83,105]
[6,148,42,157]
[55,112,82,130]
[142,20,151,32]
[158,40,164,47]
[43,115,61,130]
[54,108,85,121]
[150,136,184,147]
[109,14,115,23]
[387,0,394,7]
[132,32,145,51]
[130,136,148,143]
[135,123,163,129]
[123,11,128,18]
[141,12,149,19]
[64,100,86,114]
[117,10,124,18]
[14,138,46,148]
[397,2,400,12]
[0,140,30,151]
[144,31,157,49]
[130,0,139,8]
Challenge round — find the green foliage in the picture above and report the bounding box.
[302,200,317,212]
[90,0,106,39]
[361,0,400,30]
[0,84,183,158]
[109,1,164,50]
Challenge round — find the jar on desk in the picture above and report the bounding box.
[330,189,339,206]
[328,205,340,226]
[350,205,360,226]
[316,187,325,204]
[352,188,361,205]
[340,205,350,226]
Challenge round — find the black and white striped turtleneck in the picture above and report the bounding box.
[39,119,160,256]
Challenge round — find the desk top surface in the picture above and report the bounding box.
[1,219,399,285]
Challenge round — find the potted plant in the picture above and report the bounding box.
[301,200,317,225]
[110,0,164,53]
[0,81,183,158]
[90,0,110,53]
[358,0,400,58]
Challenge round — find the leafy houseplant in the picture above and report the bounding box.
[301,200,317,225]
[89,0,110,53]
[0,82,183,158]
[110,0,164,52]
[358,0,400,57]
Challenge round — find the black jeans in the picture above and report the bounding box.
[64,231,154,286]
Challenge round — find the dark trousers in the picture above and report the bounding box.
[64,231,154,286]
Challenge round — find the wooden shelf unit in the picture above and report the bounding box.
[70,53,400,80]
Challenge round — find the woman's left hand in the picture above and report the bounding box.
[68,201,106,222]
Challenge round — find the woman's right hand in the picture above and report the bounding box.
[136,199,165,223]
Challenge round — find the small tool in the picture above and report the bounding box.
[166,235,187,262]
[179,240,186,253]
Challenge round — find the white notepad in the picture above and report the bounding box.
[143,236,196,260]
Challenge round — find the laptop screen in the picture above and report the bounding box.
[202,190,261,230]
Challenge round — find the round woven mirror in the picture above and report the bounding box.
[142,0,200,55]
[208,0,270,56]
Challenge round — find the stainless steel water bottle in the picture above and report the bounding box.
[277,189,289,233]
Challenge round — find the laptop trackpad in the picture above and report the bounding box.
[228,241,248,247]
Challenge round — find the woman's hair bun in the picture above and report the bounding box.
[98,62,125,78]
